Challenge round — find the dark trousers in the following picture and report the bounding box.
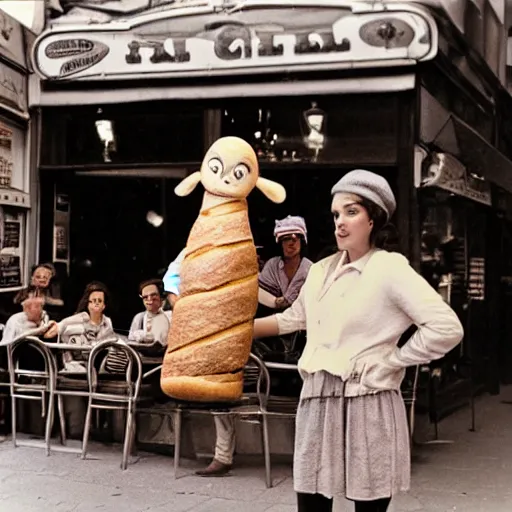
[297,493,391,512]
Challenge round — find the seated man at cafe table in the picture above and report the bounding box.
[14,263,65,320]
[1,286,57,373]
[161,248,239,477]
[128,278,171,349]
[2,286,56,345]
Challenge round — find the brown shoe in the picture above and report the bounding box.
[195,459,232,477]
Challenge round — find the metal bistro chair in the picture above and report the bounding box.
[0,328,10,435]
[5,335,56,455]
[172,354,299,488]
[81,340,143,470]
[159,354,265,481]
[45,342,94,453]
[137,354,294,487]
[206,357,300,488]
[256,361,300,487]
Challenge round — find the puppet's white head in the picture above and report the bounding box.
[175,136,286,203]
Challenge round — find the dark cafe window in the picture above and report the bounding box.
[220,94,399,165]
[40,102,205,166]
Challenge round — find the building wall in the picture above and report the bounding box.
[0,10,38,320]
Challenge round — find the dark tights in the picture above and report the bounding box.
[297,493,391,512]
[354,497,391,512]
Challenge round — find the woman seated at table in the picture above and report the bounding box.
[45,281,116,373]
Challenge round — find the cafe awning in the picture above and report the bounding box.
[30,73,416,107]
[422,111,512,195]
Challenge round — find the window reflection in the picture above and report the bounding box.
[420,190,467,307]
[41,103,205,166]
[221,94,398,165]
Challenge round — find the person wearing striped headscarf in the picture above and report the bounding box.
[258,215,313,311]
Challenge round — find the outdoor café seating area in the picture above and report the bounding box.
[0,329,421,489]
[0,332,304,487]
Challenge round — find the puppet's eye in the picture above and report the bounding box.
[234,164,249,180]
[208,158,223,174]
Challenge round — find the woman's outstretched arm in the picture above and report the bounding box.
[253,315,279,339]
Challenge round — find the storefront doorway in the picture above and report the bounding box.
[38,93,403,328]
[39,165,398,330]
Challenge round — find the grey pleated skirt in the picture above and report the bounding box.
[293,371,410,501]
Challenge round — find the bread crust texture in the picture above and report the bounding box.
[161,136,286,402]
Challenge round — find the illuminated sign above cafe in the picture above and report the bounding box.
[420,152,492,206]
[32,2,437,81]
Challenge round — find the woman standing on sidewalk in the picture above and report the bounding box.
[253,170,464,512]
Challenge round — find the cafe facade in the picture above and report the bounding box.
[28,0,512,448]
[0,10,38,312]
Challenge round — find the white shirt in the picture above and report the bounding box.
[128,309,171,345]
[1,311,50,345]
[275,249,464,396]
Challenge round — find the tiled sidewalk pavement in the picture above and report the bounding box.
[1,387,512,511]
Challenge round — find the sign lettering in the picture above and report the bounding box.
[44,39,110,78]
[60,53,104,77]
[32,8,435,81]
[421,153,492,206]
[124,24,352,66]
[46,39,95,58]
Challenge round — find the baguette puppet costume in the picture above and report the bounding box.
[161,137,286,402]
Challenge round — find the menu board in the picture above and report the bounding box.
[0,123,12,188]
[468,257,485,301]
[446,236,467,296]
[4,219,20,247]
[0,207,22,288]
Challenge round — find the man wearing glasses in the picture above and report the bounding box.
[128,279,171,346]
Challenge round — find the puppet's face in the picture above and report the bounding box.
[175,136,286,204]
[200,137,259,199]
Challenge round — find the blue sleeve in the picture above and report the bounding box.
[163,248,186,295]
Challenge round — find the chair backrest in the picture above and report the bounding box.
[7,335,56,390]
[0,343,9,389]
[86,339,143,400]
[401,364,420,404]
[247,353,271,410]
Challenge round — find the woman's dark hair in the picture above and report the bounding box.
[278,234,308,259]
[316,244,338,261]
[358,197,400,252]
[75,281,110,314]
[138,278,165,297]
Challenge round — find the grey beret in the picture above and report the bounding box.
[331,169,396,221]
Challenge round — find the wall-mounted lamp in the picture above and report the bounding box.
[302,102,327,161]
[146,210,164,228]
[95,108,116,163]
